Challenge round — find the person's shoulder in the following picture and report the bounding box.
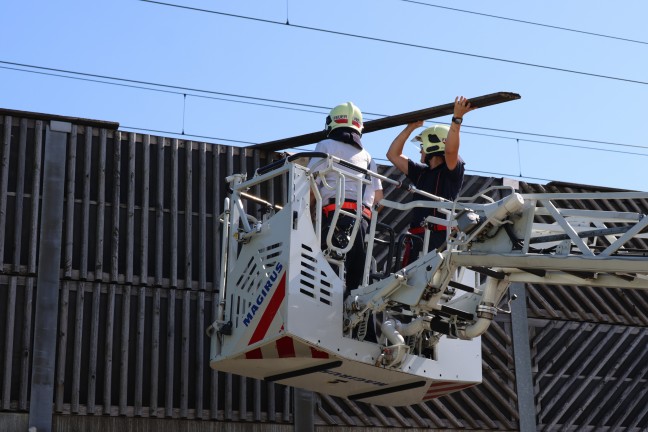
[408,159,427,170]
[407,159,427,178]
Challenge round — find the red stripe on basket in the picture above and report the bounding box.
[276,336,296,358]
[248,273,286,345]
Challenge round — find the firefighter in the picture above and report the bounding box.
[307,102,383,296]
[387,96,475,267]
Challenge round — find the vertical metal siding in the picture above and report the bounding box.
[1,112,647,431]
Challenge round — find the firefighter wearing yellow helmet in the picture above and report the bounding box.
[386,96,476,267]
[325,101,364,135]
[307,101,383,297]
[413,124,450,161]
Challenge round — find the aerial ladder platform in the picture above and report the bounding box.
[207,152,648,407]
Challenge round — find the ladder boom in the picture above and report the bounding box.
[208,153,648,407]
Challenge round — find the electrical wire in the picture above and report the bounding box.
[3,61,647,154]
[140,0,648,86]
[399,0,648,46]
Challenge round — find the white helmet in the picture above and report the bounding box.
[411,125,449,156]
[325,102,363,134]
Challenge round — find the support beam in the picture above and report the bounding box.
[28,121,69,432]
[293,388,315,432]
[510,283,537,432]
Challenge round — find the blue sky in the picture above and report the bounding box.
[2,0,647,191]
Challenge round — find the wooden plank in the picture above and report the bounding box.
[180,290,190,417]
[282,386,290,422]
[210,292,219,420]
[386,406,412,428]
[125,132,136,284]
[110,131,121,282]
[80,127,92,280]
[134,287,146,416]
[63,125,76,278]
[71,281,85,413]
[250,92,521,151]
[13,118,28,271]
[457,391,499,429]
[402,405,428,428]
[416,400,447,428]
[119,285,131,415]
[266,378,275,423]
[319,394,354,425]
[224,373,232,420]
[470,385,517,427]
[429,398,464,429]
[55,282,70,412]
[86,283,101,414]
[195,141,206,417]
[140,135,151,285]
[344,398,373,426]
[150,287,161,416]
[542,325,621,427]
[95,129,107,280]
[627,290,648,325]
[27,120,43,275]
[0,115,12,266]
[134,135,150,417]
[3,118,24,410]
[103,284,116,415]
[2,277,17,410]
[239,376,247,421]
[212,145,221,291]
[155,138,165,286]
[195,291,204,418]
[170,139,178,288]
[198,142,206,291]
[582,331,648,425]
[253,380,261,422]
[443,397,478,429]
[558,327,633,429]
[165,288,176,417]
[19,278,35,410]
[184,140,192,290]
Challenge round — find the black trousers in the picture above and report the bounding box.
[321,212,368,297]
[401,230,447,267]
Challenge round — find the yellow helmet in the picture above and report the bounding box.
[412,125,449,156]
[325,102,363,134]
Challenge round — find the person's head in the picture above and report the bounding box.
[413,125,449,166]
[325,102,363,136]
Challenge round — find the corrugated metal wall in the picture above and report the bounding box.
[0,110,647,431]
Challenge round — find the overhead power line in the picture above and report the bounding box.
[140,0,648,86]
[2,60,648,153]
[0,61,331,111]
[400,0,648,46]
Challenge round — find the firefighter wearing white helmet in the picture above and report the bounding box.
[307,102,383,297]
[386,96,476,267]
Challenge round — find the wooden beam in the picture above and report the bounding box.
[250,91,521,152]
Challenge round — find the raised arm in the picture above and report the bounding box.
[386,120,424,175]
[444,96,476,170]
